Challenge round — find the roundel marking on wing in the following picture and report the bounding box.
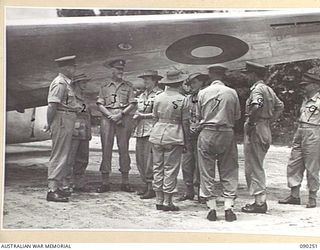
[166,34,249,65]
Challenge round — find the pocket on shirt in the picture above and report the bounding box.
[120,89,129,104]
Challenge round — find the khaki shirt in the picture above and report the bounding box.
[47,73,83,112]
[96,80,135,109]
[197,80,241,129]
[72,91,92,140]
[133,87,163,137]
[149,88,189,145]
[299,92,320,125]
[245,80,284,120]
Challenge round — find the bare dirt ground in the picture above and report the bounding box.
[2,136,320,237]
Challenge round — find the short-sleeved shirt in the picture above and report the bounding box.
[299,92,320,125]
[197,80,241,129]
[96,80,135,109]
[149,89,189,145]
[133,87,163,138]
[72,91,92,140]
[47,73,83,112]
[245,80,284,120]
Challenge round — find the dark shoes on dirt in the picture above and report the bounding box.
[207,209,217,221]
[96,184,111,193]
[177,194,194,201]
[46,191,69,202]
[162,204,180,211]
[225,209,237,222]
[120,184,135,193]
[306,198,317,208]
[140,189,156,199]
[278,195,301,205]
[241,202,268,213]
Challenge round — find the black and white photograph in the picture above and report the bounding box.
[3,7,320,237]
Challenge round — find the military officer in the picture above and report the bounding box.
[279,68,320,208]
[241,61,284,213]
[45,55,82,202]
[96,59,136,193]
[177,72,209,202]
[197,64,240,222]
[149,70,189,211]
[133,70,163,199]
[66,73,92,192]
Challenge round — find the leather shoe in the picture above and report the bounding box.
[225,209,237,222]
[137,186,147,196]
[96,184,110,193]
[57,188,72,197]
[162,204,180,211]
[306,198,317,208]
[140,190,156,199]
[121,184,135,193]
[207,209,217,221]
[47,191,69,202]
[177,194,194,201]
[156,204,164,210]
[278,195,301,205]
[241,202,267,213]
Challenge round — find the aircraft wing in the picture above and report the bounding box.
[6,10,320,113]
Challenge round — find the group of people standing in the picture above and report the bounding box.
[44,54,320,222]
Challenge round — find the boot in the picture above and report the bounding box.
[137,184,148,196]
[140,183,156,199]
[177,185,194,201]
[163,192,179,211]
[155,191,164,210]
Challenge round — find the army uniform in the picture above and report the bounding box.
[242,61,284,213]
[178,72,209,201]
[134,82,163,194]
[97,59,136,192]
[149,70,189,211]
[279,70,320,208]
[46,55,81,202]
[197,70,241,221]
[66,74,92,191]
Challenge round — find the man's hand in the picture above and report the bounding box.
[244,121,256,137]
[109,112,123,123]
[133,111,143,120]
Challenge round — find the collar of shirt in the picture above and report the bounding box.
[306,91,320,102]
[211,80,225,86]
[142,86,162,97]
[58,73,72,85]
[105,80,127,87]
[250,80,265,91]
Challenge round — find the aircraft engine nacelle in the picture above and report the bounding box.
[6,106,51,144]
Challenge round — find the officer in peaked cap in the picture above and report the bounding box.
[149,70,189,211]
[241,61,284,213]
[177,72,209,203]
[65,73,92,193]
[45,55,83,202]
[279,67,320,208]
[96,58,136,193]
[133,70,163,199]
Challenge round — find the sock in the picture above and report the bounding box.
[255,193,266,205]
[224,198,234,210]
[291,186,300,198]
[155,191,164,205]
[102,173,110,185]
[206,198,217,210]
[121,173,129,185]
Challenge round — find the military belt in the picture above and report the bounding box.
[299,122,320,128]
[57,109,77,113]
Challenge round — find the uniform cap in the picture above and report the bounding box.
[54,55,76,67]
[73,73,91,83]
[138,70,163,80]
[159,70,188,85]
[185,72,209,85]
[207,63,228,71]
[103,59,126,69]
[241,61,267,74]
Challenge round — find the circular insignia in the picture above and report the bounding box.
[166,34,249,65]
